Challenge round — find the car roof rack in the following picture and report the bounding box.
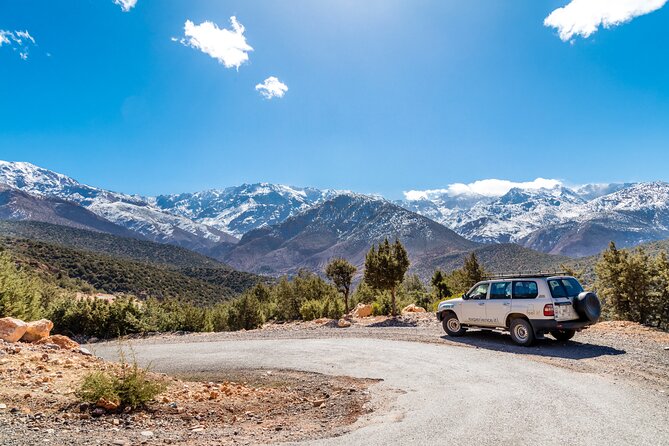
[483,271,570,280]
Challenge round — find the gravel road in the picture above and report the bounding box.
[94,333,669,446]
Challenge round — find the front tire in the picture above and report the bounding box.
[442,313,467,337]
[509,318,535,346]
[551,329,576,342]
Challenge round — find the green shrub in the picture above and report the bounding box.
[226,293,264,330]
[300,299,323,321]
[77,355,166,410]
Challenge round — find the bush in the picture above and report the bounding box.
[77,353,166,410]
[226,293,264,331]
[300,299,323,321]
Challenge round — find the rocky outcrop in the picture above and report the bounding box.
[337,319,352,328]
[402,304,426,314]
[36,334,80,350]
[21,319,54,343]
[351,303,373,318]
[0,317,28,343]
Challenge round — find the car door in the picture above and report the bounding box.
[486,281,512,326]
[460,282,489,324]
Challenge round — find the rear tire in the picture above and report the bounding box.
[509,319,535,346]
[551,329,576,342]
[574,292,601,322]
[442,313,467,337]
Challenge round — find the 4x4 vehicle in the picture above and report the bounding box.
[436,274,601,346]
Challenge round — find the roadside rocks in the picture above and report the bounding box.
[0,317,28,343]
[37,335,80,350]
[402,304,426,314]
[20,319,54,343]
[351,303,373,318]
[337,319,352,328]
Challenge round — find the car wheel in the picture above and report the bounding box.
[550,329,576,342]
[509,319,535,346]
[574,292,601,322]
[442,313,467,337]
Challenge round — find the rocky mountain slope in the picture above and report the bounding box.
[152,183,340,237]
[219,194,479,275]
[3,160,669,262]
[0,184,139,239]
[404,182,669,257]
[0,161,236,252]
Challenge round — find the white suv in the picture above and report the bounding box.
[436,275,601,346]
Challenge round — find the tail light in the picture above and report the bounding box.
[543,304,555,317]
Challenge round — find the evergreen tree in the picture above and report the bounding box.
[363,238,410,316]
[431,270,452,300]
[463,252,485,289]
[325,258,357,313]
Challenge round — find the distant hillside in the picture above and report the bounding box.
[219,194,479,275]
[0,220,225,270]
[0,184,139,238]
[413,243,571,281]
[0,237,255,306]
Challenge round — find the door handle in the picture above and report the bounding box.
[478,302,485,306]
[503,303,510,306]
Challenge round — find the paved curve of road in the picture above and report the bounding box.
[94,338,669,446]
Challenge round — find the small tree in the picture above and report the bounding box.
[462,252,485,289]
[431,270,452,300]
[363,238,410,316]
[325,258,357,313]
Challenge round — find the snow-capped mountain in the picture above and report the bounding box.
[152,183,341,237]
[403,181,669,257]
[219,194,478,275]
[0,161,233,251]
[3,160,669,260]
[403,185,586,244]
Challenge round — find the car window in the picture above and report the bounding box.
[490,282,511,299]
[549,278,583,298]
[512,281,538,299]
[468,283,489,300]
[561,278,584,297]
[548,280,567,298]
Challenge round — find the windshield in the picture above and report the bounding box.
[548,278,584,298]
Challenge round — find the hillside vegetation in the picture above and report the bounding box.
[0,236,259,305]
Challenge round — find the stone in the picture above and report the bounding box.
[0,403,6,410]
[0,317,28,343]
[351,303,373,318]
[96,397,120,411]
[402,304,426,314]
[140,431,154,438]
[36,335,79,350]
[43,344,61,350]
[20,319,54,343]
[337,319,352,328]
[91,408,105,418]
[312,399,326,407]
[78,347,93,356]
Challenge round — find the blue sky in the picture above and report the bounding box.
[1,0,668,199]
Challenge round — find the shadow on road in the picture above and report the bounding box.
[366,319,418,328]
[441,330,626,360]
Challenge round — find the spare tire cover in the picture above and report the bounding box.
[574,292,601,322]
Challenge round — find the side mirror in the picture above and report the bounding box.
[461,294,467,300]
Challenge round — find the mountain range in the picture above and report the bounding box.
[1,160,668,278]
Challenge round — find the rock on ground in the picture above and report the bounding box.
[0,317,28,343]
[20,319,54,343]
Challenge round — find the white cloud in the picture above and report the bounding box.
[545,0,667,41]
[255,76,288,99]
[0,30,36,60]
[175,17,253,70]
[114,0,138,12]
[404,178,564,201]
